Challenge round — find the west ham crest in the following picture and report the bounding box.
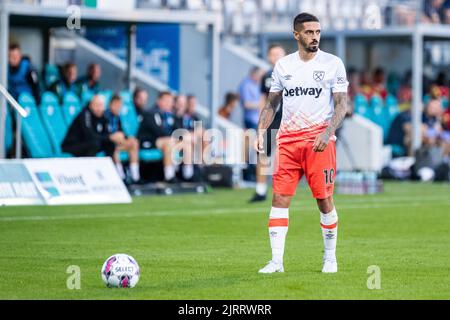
[313,71,325,81]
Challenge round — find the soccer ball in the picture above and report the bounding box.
[101,254,140,288]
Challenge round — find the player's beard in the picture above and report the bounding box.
[301,38,319,53]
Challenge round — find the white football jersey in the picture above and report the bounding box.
[270,49,348,144]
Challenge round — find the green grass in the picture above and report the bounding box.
[0,182,449,299]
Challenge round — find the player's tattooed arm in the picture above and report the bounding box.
[313,92,348,152]
[254,91,283,153]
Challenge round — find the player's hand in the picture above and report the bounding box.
[313,131,330,152]
[254,133,265,154]
[110,132,126,144]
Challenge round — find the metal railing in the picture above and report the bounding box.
[0,83,29,159]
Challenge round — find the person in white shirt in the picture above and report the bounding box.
[255,12,349,274]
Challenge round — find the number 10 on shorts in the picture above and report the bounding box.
[323,169,335,185]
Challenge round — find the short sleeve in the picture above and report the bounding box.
[269,62,283,92]
[332,58,349,93]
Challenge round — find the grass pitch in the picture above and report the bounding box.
[0,182,449,299]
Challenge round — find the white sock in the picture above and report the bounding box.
[115,163,126,179]
[164,165,175,180]
[182,164,194,179]
[256,182,267,196]
[130,162,140,181]
[320,208,338,260]
[268,207,289,264]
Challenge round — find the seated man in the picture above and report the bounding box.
[8,43,40,103]
[76,63,102,97]
[133,87,149,125]
[48,62,78,103]
[137,91,193,183]
[105,94,140,183]
[62,95,122,162]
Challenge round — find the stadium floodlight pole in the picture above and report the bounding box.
[0,7,9,159]
[209,15,221,131]
[411,25,423,153]
[335,34,346,66]
[126,24,137,92]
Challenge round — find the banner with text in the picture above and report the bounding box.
[0,158,131,206]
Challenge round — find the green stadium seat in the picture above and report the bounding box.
[39,92,70,157]
[62,92,82,126]
[18,93,54,158]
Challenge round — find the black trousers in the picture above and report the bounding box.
[62,139,115,158]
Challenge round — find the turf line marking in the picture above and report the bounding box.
[0,201,448,222]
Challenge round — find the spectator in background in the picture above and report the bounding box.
[443,0,450,23]
[174,94,188,121]
[347,67,362,101]
[105,94,140,183]
[239,67,264,130]
[218,92,239,119]
[8,43,40,102]
[360,70,374,100]
[49,62,78,103]
[397,70,413,111]
[423,0,445,24]
[62,95,116,159]
[137,91,193,183]
[423,98,444,136]
[372,67,388,100]
[185,95,200,131]
[133,87,148,125]
[76,63,102,97]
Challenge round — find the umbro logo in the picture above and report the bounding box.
[337,77,347,84]
[284,74,293,81]
[313,71,325,81]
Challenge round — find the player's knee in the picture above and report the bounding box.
[272,193,291,208]
[316,196,334,213]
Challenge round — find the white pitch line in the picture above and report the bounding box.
[0,200,448,222]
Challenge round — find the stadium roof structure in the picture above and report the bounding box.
[0,3,221,158]
[261,24,450,153]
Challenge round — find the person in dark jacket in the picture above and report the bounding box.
[138,91,193,182]
[133,87,149,125]
[48,62,78,103]
[62,94,117,159]
[105,94,140,182]
[8,44,40,102]
[76,63,102,97]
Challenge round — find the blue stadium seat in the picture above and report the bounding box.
[120,90,133,105]
[39,92,71,157]
[370,95,384,120]
[18,93,54,158]
[443,97,449,109]
[353,94,372,120]
[383,95,400,142]
[139,149,163,162]
[81,90,94,106]
[4,106,13,155]
[99,90,113,108]
[120,102,139,137]
[44,63,60,88]
[62,92,82,125]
